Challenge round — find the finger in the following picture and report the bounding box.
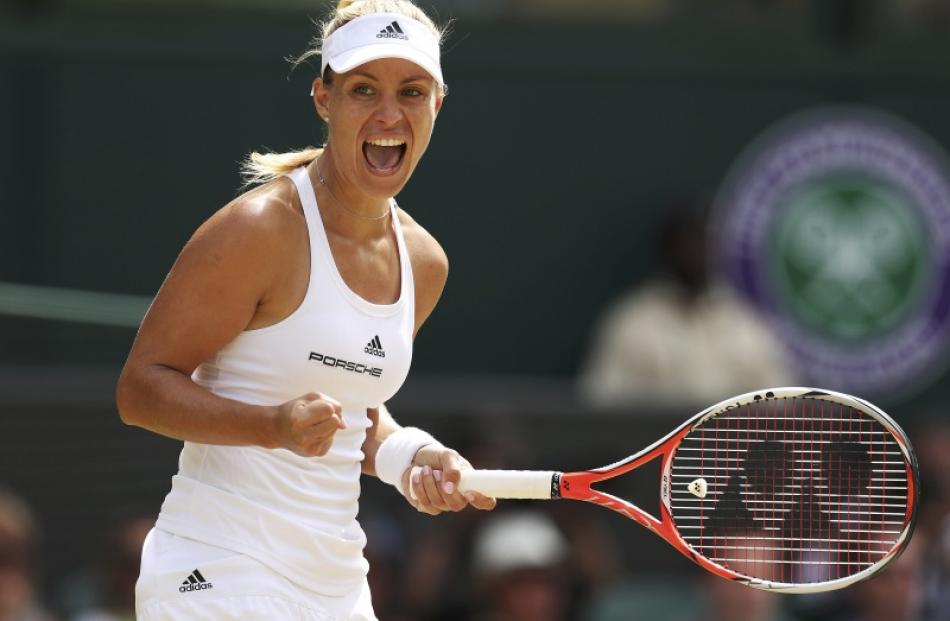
[306,416,345,439]
[305,398,340,417]
[464,491,497,511]
[303,404,346,430]
[418,466,448,513]
[407,465,419,501]
[409,467,440,515]
[419,466,443,510]
[438,451,466,496]
[432,469,467,512]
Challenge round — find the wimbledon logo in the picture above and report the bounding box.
[716,107,950,395]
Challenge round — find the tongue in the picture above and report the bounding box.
[364,143,402,171]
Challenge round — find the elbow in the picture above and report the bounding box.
[115,367,143,427]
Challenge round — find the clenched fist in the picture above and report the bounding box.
[275,392,346,457]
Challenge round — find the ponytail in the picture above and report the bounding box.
[240,147,323,187]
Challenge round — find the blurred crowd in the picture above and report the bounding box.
[2,416,948,621]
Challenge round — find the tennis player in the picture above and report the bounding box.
[116,1,494,618]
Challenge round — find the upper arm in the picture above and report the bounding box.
[399,212,449,338]
[125,185,295,376]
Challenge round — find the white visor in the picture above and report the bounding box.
[320,13,444,86]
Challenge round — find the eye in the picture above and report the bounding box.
[353,84,374,96]
[402,86,425,98]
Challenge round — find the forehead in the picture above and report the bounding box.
[336,57,436,84]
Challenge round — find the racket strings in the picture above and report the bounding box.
[668,396,910,585]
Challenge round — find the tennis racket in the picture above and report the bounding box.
[458,387,919,593]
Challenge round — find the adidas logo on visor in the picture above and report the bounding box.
[377,21,409,40]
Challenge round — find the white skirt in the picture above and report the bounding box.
[135,528,377,621]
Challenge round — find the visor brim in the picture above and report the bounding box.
[327,44,444,87]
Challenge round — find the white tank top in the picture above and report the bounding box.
[155,166,415,596]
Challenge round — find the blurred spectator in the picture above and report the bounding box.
[703,575,789,621]
[582,529,786,621]
[394,520,464,621]
[65,513,151,621]
[0,489,55,621]
[471,510,570,621]
[912,419,950,621]
[582,578,698,621]
[701,537,790,621]
[361,515,410,621]
[835,534,928,621]
[920,516,949,621]
[913,420,950,541]
[580,200,794,407]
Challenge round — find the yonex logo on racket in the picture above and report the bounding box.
[377,21,408,40]
[179,569,213,593]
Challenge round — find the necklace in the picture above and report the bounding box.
[316,161,390,221]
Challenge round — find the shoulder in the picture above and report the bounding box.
[200,177,302,243]
[169,177,306,298]
[396,208,449,292]
[395,207,448,333]
[184,177,304,265]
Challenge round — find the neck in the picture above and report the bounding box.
[307,151,392,239]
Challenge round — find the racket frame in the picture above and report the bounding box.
[504,387,920,593]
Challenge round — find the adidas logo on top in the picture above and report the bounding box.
[365,335,386,358]
[179,568,213,593]
[377,20,409,40]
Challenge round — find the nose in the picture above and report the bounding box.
[373,93,402,127]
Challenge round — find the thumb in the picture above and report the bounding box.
[439,450,464,495]
[325,395,343,415]
[318,403,346,430]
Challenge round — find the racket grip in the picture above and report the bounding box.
[458,469,560,500]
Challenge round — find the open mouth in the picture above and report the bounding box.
[363,139,407,175]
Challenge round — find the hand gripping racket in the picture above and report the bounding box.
[458,387,919,593]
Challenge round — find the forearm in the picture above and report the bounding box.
[116,363,277,448]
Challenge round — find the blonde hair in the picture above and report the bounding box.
[241,0,447,187]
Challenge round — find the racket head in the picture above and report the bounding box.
[662,387,919,593]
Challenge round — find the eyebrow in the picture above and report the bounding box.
[401,74,433,84]
[345,70,433,84]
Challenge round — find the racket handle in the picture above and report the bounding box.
[458,469,560,500]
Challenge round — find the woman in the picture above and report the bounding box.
[116,1,494,618]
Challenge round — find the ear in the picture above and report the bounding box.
[313,77,330,122]
[434,90,445,116]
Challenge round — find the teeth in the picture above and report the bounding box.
[367,138,406,147]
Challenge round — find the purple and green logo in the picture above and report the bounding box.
[716,107,950,396]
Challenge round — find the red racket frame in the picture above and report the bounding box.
[554,387,919,592]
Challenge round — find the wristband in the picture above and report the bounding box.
[375,427,440,490]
